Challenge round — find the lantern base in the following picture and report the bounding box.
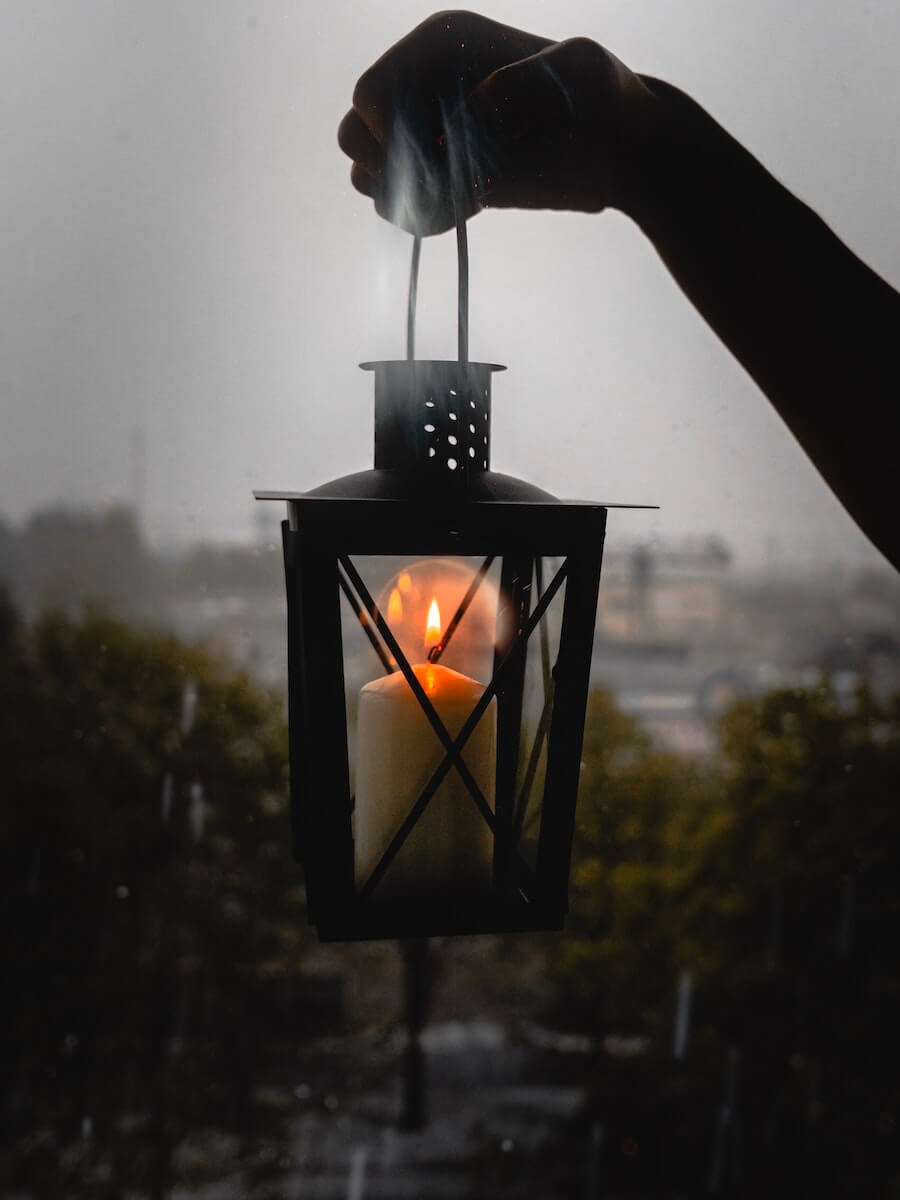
[313,895,566,943]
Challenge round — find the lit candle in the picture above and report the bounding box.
[354,597,496,901]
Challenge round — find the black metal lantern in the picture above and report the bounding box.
[257,237,648,941]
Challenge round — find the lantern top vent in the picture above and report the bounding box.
[361,359,505,480]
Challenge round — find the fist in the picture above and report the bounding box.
[338,11,656,236]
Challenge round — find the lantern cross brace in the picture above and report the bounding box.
[511,556,556,842]
[338,552,498,834]
[338,552,570,901]
[337,565,396,676]
[427,554,496,665]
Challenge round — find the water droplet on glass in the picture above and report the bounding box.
[672,969,693,1060]
[189,782,206,841]
[160,773,174,824]
[181,681,197,734]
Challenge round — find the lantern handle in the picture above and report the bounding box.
[456,218,468,365]
[406,235,421,361]
[404,219,470,367]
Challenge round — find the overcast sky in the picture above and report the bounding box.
[2,1,898,570]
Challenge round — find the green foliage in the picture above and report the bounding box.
[171,541,283,598]
[1,505,153,618]
[0,602,309,1197]
[549,682,900,1196]
[550,688,715,1033]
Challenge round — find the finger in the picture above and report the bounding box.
[338,109,382,172]
[351,161,380,201]
[351,12,554,141]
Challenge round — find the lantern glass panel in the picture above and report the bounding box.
[511,557,568,873]
[334,548,572,914]
[339,554,504,904]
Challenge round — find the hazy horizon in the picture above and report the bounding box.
[2,2,899,572]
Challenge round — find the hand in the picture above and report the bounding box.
[338,11,659,236]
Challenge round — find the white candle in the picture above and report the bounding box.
[354,615,496,902]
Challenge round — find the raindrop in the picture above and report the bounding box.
[347,1144,367,1200]
[424,424,435,433]
[189,782,207,841]
[181,681,197,735]
[160,773,174,824]
[116,884,129,899]
[447,458,458,471]
[672,969,693,1059]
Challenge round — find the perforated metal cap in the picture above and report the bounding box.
[361,360,505,482]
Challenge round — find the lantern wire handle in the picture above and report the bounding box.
[406,235,421,361]
[456,219,469,365]
[405,219,467,365]
[427,554,494,664]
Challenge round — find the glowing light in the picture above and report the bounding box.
[398,572,413,595]
[424,598,441,652]
[387,588,403,623]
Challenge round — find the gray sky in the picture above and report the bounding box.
[2,1,898,570]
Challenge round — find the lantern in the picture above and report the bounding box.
[256,237,649,941]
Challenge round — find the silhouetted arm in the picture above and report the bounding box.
[340,13,900,569]
[626,77,900,569]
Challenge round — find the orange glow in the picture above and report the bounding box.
[387,587,403,623]
[424,597,442,652]
[398,572,413,595]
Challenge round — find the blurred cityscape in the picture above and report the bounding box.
[3,501,899,1198]
[4,500,898,751]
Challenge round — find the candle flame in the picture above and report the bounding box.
[398,572,413,595]
[424,597,441,652]
[387,587,403,623]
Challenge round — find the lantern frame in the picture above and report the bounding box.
[280,492,605,941]
[258,356,649,941]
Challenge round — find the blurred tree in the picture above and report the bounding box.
[0,505,154,620]
[550,688,714,1034]
[172,541,283,598]
[547,682,900,1197]
[0,602,310,1198]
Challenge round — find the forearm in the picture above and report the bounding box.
[619,78,900,567]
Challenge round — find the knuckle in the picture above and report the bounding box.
[556,36,601,65]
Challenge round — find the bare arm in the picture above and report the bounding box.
[339,12,900,569]
[626,77,900,570]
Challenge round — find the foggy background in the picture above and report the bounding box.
[2,0,898,569]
